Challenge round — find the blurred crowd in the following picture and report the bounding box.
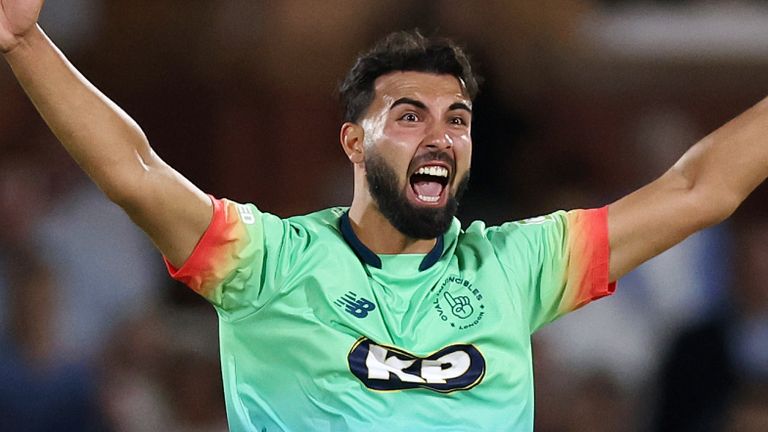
[1,1,768,431]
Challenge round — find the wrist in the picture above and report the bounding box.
[2,25,43,59]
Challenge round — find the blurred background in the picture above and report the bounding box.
[1,0,768,431]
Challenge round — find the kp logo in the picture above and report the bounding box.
[347,338,485,393]
[335,291,376,318]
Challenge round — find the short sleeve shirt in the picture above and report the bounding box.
[166,197,614,432]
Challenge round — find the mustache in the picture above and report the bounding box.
[407,151,456,176]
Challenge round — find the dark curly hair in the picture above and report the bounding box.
[339,30,480,123]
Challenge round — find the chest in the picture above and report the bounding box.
[235,256,532,393]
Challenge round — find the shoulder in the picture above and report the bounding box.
[458,211,568,241]
[265,207,348,248]
[285,207,346,233]
[452,212,572,268]
[215,201,347,249]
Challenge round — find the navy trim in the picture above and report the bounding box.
[340,212,382,268]
[339,211,444,271]
[419,235,443,271]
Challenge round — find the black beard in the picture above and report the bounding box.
[364,150,469,239]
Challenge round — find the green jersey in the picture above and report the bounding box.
[166,197,614,431]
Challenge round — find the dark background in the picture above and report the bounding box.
[1,1,768,431]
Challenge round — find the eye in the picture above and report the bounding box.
[399,112,419,122]
[450,116,467,126]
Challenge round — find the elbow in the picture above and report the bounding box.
[99,163,152,211]
[687,184,741,231]
[101,175,143,210]
[669,163,742,230]
[103,182,135,208]
[100,149,158,209]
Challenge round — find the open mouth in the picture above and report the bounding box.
[409,164,450,204]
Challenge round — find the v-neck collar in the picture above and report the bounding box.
[339,211,444,271]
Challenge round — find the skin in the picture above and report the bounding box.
[340,71,472,254]
[2,1,767,282]
[0,3,211,268]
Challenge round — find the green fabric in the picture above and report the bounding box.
[173,200,609,431]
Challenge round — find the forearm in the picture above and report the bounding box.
[3,25,155,203]
[608,96,768,281]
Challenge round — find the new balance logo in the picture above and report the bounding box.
[334,291,376,318]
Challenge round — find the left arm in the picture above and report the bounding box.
[608,96,768,281]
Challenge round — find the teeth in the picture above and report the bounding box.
[417,194,440,202]
[416,166,448,178]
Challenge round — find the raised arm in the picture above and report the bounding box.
[608,96,768,281]
[1,1,211,267]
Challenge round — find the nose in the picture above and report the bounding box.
[423,123,454,150]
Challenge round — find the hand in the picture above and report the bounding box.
[0,0,44,54]
[443,291,474,319]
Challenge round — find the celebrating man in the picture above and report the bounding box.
[2,1,767,431]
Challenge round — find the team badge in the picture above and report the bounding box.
[432,275,485,330]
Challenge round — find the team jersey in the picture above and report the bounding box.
[165,197,614,432]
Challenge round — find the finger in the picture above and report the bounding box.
[444,291,456,305]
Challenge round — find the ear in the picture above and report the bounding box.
[340,122,365,164]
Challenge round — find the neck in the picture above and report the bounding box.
[348,200,437,254]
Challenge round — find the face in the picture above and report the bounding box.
[358,71,473,239]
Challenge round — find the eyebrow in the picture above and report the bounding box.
[448,102,472,114]
[390,97,427,111]
[389,97,473,114]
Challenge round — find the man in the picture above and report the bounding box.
[2,2,767,431]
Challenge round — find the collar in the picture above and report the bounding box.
[339,211,444,271]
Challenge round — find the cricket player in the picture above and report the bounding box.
[2,1,767,431]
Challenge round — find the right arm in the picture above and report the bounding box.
[1,3,211,267]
